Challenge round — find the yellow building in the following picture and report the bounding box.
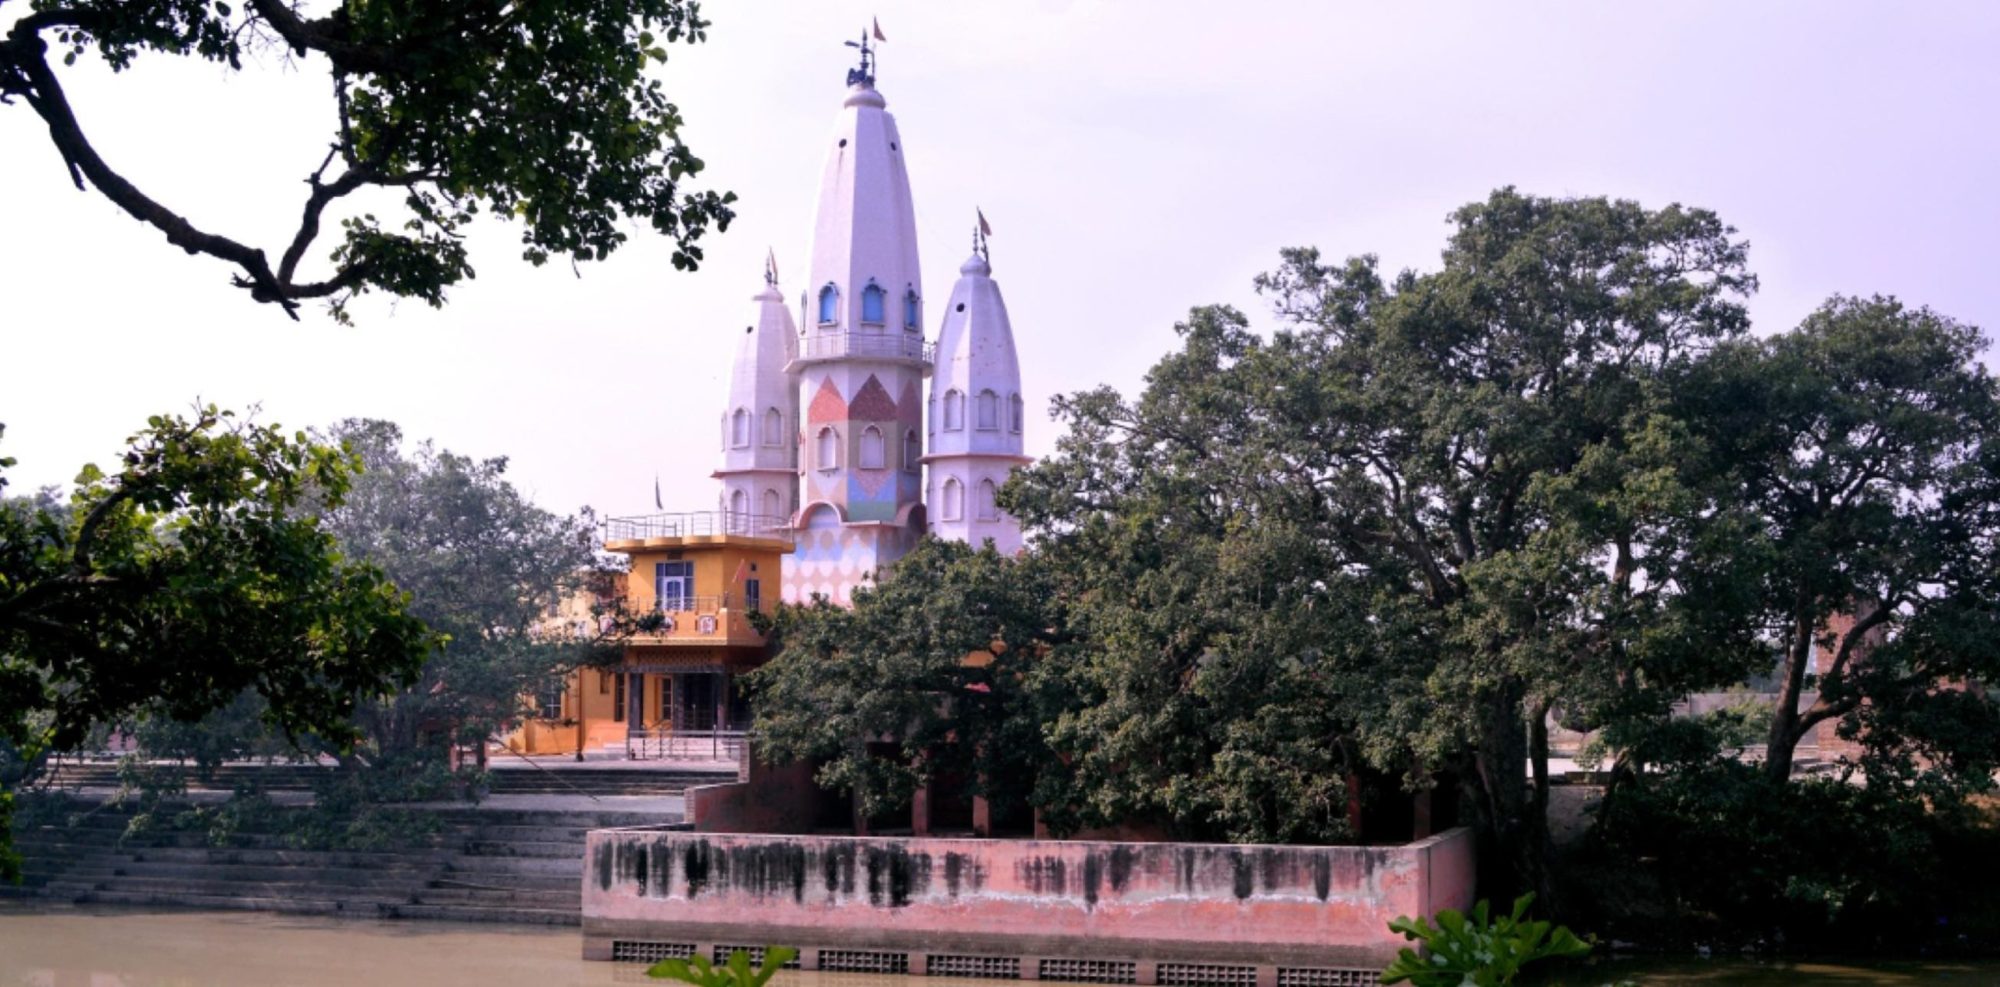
[505,511,791,760]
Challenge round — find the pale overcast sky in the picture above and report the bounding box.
[3,2,1997,520]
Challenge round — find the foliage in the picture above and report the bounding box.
[748,539,1055,822]
[1382,893,1592,987]
[647,947,797,987]
[0,410,435,879]
[1008,189,1762,878]
[315,419,616,766]
[0,0,734,320]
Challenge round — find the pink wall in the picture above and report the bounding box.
[582,828,1474,976]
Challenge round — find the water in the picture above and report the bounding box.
[3,905,1997,986]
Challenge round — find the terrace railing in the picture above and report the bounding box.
[604,511,789,542]
[797,330,934,365]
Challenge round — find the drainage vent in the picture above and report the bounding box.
[711,945,801,969]
[611,941,697,964]
[1159,963,1257,986]
[1039,959,1138,984]
[820,949,911,974]
[929,954,1022,979]
[1276,969,1376,987]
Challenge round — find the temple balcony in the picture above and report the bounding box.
[787,329,935,370]
[622,593,768,648]
[603,511,792,551]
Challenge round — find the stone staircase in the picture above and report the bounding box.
[37,761,734,797]
[5,799,679,926]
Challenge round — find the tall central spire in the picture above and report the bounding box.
[782,62,931,606]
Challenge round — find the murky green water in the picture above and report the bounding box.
[2,905,1996,986]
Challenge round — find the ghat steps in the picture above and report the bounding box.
[6,800,684,927]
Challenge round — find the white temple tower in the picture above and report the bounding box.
[783,46,932,604]
[714,261,800,531]
[925,243,1028,555]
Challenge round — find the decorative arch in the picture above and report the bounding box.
[976,389,999,430]
[761,488,783,520]
[1010,392,1025,434]
[861,281,886,324]
[817,283,839,324]
[859,425,886,469]
[977,479,1000,521]
[944,389,965,431]
[902,429,920,472]
[730,488,748,516]
[762,407,783,446]
[903,287,921,330]
[731,408,750,447]
[815,426,839,471]
[941,476,964,522]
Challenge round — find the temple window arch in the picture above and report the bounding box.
[941,477,964,521]
[976,389,999,430]
[815,426,839,471]
[944,389,964,431]
[817,284,839,325]
[903,429,920,472]
[859,426,886,469]
[1010,393,1025,434]
[977,479,1000,521]
[761,488,782,519]
[730,488,748,517]
[861,281,886,324]
[731,408,750,448]
[904,288,921,331]
[763,408,783,446]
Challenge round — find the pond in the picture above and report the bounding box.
[3,905,1997,986]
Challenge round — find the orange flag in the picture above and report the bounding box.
[873,17,886,42]
[977,208,992,237]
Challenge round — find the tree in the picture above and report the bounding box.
[0,409,434,879]
[315,419,613,763]
[1011,189,1761,888]
[1682,295,2000,788]
[0,0,734,320]
[747,539,1054,826]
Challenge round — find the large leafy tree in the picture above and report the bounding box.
[0,0,733,320]
[316,419,612,761]
[1011,190,1761,889]
[0,409,434,879]
[1682,296,2000,787]
[748,539,1055,826]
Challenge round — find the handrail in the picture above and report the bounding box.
[604,511,789,541]
[796,330,934,364]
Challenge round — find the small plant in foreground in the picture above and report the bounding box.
[647,947,797,987]
[1382,893,1590,986]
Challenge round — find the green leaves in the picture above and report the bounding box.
[1381,894,1591,987]
[647,947,797,987]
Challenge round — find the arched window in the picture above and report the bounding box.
[944,389,964,431]
[730,488,748,517]
[861,282,885,324]
[977,479,1000,521]
[761,488,782,519]
[1010,393,1025,434]
[859,426,885,469]
[817,284,839,324]
[731,408,750,447]
[976,389,999,430]
[904,289,920,330]
[762,408,783,446]
[941,477,964,521]
[719,412,728,450]
[815,426,839,470]
[902,430,920,472]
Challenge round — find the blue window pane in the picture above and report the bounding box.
[818,285,837,323]
[862,284,885,323]
[904,291,919,329]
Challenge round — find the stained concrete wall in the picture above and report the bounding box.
[582,828,1474,977]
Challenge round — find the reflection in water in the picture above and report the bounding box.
[3,905,1997,987]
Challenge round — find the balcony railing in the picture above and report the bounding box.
[796,330,934,365]
[604,511,789,542]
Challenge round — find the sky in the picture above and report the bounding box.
[3,2,1998,520]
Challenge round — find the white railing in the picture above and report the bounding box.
[604,511,789,541]
[625,729,748,762]
[797,330,934,364]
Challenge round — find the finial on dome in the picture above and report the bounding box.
[973,207,992,262]
[764,247,779,287]
[843,19,885,87]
